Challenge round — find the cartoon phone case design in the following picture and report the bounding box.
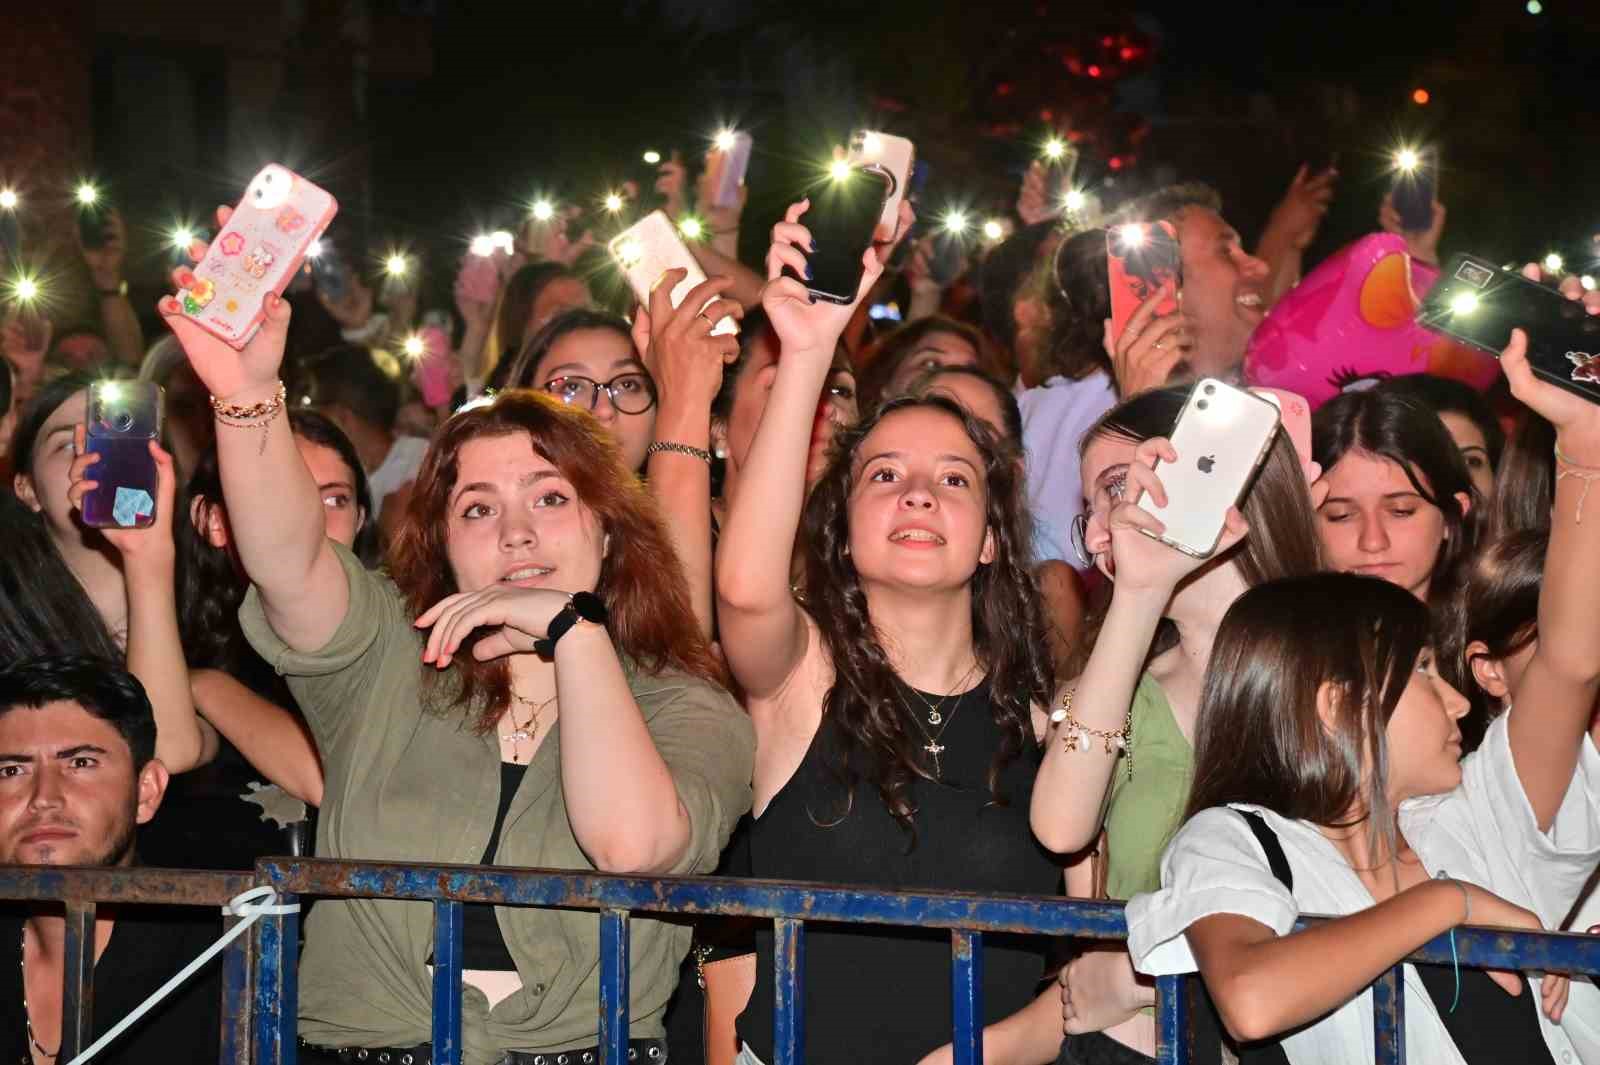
[1107,221,1182,346]
[849,130,915,235]
[1136,378,1281,559]
[608,211,738,337]
[176,164,338,349]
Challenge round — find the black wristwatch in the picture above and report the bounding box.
[533,592,608,657]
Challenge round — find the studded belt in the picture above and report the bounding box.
[296,1038,667,1065]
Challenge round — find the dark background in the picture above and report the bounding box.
[5,0,1599,328]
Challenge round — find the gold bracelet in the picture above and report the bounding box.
[211,382,287,455]
[1554,444,1600,524]
[1051,688,1134,779]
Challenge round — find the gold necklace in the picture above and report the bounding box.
[21,928,58,1060]
[503,692,557,764]
[903,660,980,727]
[897,677,977,779]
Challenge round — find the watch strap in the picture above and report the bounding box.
[533,592,608,657]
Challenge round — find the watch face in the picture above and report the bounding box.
[571,591,608,623]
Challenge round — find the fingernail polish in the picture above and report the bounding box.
[808,240,817,253]
[808,294,818,305]
[804,265,813,281]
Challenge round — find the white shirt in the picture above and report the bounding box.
[1127,713,1600,1065]
[1017,371,1117,568]
[367,434,429,519]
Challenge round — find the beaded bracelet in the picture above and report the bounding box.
[211,382,287,455]
[646,440,713,464]
[1050,687,1134,779]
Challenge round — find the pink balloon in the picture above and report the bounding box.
[1244,233,1498,408]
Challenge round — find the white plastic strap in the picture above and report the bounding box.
[65,885,300,1065]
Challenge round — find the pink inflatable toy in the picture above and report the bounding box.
[1244,233,1498,408]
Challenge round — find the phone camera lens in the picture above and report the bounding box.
[1196,399,1210,411]
[112,411,134,432]
[1203,383,1216,395]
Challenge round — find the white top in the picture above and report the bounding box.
[1127,712,1600,1065]
[366,434,429,518]
[1017,371,1117,568]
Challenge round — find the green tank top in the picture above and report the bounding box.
[1103,673,1193,901]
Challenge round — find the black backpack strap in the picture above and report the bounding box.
[1237,809,1293,892]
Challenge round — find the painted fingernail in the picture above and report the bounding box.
[804,265,813,281]
[808,295,817,305]
[808,240,817,253]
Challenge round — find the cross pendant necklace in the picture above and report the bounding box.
[923,739,947,776]
[900,681,965,779]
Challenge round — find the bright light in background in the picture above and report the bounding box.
[75,182,99,206]
[860,133,883,158]
[100,381,123,403]
[642,150,662,166]
[1063,189,1087,212]
[402,334,426,359]
[384,254,409,277]
[604,192,625,213]
[1527,0,1543,12]
[1411,88,1430,106]
[1583,275,1597,292]
[0,189,16,210]
[982,220,1005,241]
[1450,293,1480,314]
[1394,148,1420,172]
[942,210,968,235]
[1043,138,1066,160]
[1544,252,1565,273]
[828,159,852,181]
[530,200,555,222]
[170,227,194,250]
[307,239,324,258]
[714,129,738,151]
[491,230,515,252]
[1118,223,1148,248]
[615,238,643,267]
[14,277,39,302]
[678,217,703,240]
[470,234,497,257]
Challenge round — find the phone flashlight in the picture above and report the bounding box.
[1583,275,1597,292]
[1449,293,1479,314]
[75,182,99,206]
[828,159,852,182]
[642,150,662,166]
[1117,223,1148,249]
[491,230,515,252]
[714,129,738,152]
[0,189,17,210]
[470,235,497,257]
[1544,252,1565,274]
[13,277,39,302]
[531,200,555,222]
[604,192,625,213]
[1063,189,1087,212]
[1394,148,1421,172]
[99,380,123,403]
[614,238,644,269]
[385,253,409,277]
[170,227,194,251]
[307,239,325,259]
[402,334,426,359]
[1043,138,1067,161]
[942,210,969,235]
[982,219,1005,241]
[679,217,704,240]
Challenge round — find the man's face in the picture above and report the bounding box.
[1174,207,1269,381]
[0,701,166,867]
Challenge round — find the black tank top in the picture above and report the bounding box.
[738,676,1060,1064]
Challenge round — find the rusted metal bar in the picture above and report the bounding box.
[0,865,252,906]
[219,911,254,1065]
[1372,962,1406,1065]
[59,899,96,1062]
[598,909,630,1065]
[773,917,805,1065]
[1154,973,1188,1065]
[432,900,463,1065]
[950,929,983,1065]
[252,889,300,1065]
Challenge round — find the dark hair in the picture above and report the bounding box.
[177,410,378,672]
[1070,386,1324,673]
[976,220,1060,356]
[10,369,100,484]
[0,655,157,769]
[1185,573,1432,869]
[907,365,1024,444]
[1313,389,1478,602]
[0,491,121,662]
[0,358,11,425]
[1037,228,1114,382]
[1111,182,1224,227]
[494,262,585,373]
[797,395,1055,836]
[854,315,997,413]
[1438,529,1545,751]
[499,308,637,394]
[1489,409,1554,538]
[300,344,401,431]
[711,309,773,425]
[1378,375,1504,470]
[387,389,725,732]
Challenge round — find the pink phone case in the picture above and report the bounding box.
[177,164,338,349]
[849,130,915,235]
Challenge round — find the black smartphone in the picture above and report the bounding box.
[787,165,893,304]
[1417,254,1600,405]
[82,380,164,529]
[1390,147,1438,232]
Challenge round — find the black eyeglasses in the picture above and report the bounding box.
[540,372,656,414]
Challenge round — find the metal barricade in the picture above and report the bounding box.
[6,859,1600,1065]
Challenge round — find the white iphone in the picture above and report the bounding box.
[1135,379,1281,558]
[607,210,738,336]
[848,130,915,237]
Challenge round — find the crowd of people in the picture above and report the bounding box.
[1,131,1598,1065]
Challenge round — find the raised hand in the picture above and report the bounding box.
[1500,269,1600,458]
[1379,191,1446,266]
[761,199,883,359]
[1104,281,1190,397]
[80,207,128,292]
[638,270,742,417]
[1267,164,1338,252]
[1018,160,1056,226]
[67,426,177,560]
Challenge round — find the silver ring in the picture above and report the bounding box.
[1154,339,1166,350]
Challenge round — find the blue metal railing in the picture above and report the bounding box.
[4,860,1600,1065]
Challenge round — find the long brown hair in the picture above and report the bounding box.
[387,389,725,732]
[1185,573,1431,868]
[798,395,1055,837]
[853,316,999,413]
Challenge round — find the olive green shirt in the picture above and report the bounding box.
[241,544,755,1065]
[1103,673,1192,901]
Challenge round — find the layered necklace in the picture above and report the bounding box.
[897,660,981,778]
[502,691,558,764]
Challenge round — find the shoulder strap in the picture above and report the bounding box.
[1237,809,1294,892]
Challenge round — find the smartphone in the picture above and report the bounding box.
[457,247,501,305]
[1390,147,1438,232]
[706,132,754,210]
[849,131,915,237]
[81,381,164,529]
[310,242,351,305]
[608,210,738,336]
[1136,379,1281,558]
[177,164,338,349]
[171,226,211,271]
[1107,221,1182,347]
[1418,254,1600,405]
[787,165,893,305]
[1046,141,1081,202]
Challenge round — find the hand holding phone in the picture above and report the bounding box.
[1134,379,1279,558]
[762,199,885,357]
[705,132,754,211]
[609,211,738,336]
[77,381,164,529]
[848,131,915,238]
[1390,147,1438,233]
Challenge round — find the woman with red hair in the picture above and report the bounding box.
[160,207,754,1065]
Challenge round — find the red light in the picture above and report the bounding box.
[1041,109,1054,121]
[1411,88,1430,105]
[1101,35,1114,46]
[1120,46,1135,60]
[996,82,1013,96]
[1087,64,1102,78]
[1065,58,1083,73]
[1109,155,1124,170]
